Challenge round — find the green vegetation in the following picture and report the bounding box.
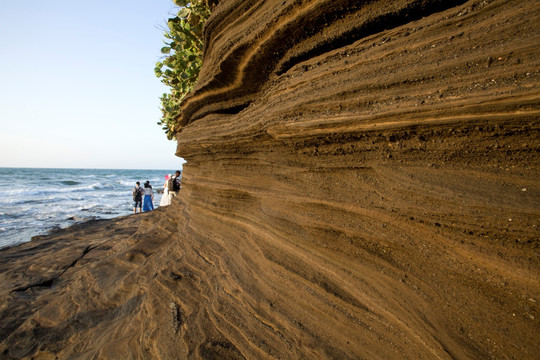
[155,0,211,140]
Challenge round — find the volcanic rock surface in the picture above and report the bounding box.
[1,0,539,359]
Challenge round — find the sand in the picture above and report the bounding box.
[1,0,539,359]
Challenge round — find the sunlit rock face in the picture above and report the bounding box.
[173,0,539,358]
[0,0,538,359]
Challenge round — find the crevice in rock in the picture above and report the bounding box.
[276,0,470,75]
[191,102,251,122]
[170,302,184,334]
[11,278,55,293]
[11,245,95,293]
[214,103,251,115]
[65,245,93,270]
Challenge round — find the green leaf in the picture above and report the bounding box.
[178,7,190,18]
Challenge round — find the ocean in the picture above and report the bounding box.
[0,168,179,249]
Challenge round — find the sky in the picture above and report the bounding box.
[0,1,187,170]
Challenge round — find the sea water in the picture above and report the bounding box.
[0,168,179,249]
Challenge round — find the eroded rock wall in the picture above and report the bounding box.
[172,0,540,358]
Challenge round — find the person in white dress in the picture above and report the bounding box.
[159,174,172,206]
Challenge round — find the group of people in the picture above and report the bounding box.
[132,170,181,214]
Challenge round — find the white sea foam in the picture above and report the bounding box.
[119,180,135,186]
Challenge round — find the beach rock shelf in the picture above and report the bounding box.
[1,0,539,359]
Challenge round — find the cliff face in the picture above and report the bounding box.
[173,0,540,357]
[1,0,539,359]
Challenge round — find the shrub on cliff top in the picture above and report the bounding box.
[155,0,211,140]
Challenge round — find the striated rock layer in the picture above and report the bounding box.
[1,0,539,359]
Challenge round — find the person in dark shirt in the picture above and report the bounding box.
[168,170,182,202]
[132,181,143,214]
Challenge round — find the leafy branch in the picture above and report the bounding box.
[155,0,211,140]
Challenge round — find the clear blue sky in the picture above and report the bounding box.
[0,1,187,170]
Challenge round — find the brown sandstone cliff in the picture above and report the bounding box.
[1,0,539,359]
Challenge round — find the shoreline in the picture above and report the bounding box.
[0,167,172,250]
[0,214,138,251]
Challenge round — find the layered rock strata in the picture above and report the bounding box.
[0,0,539,359]
[173,0,540,357]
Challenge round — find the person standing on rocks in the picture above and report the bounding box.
[160,174,172,207]
[132,181,143,214]
[168,170,182,202]
[142,181,154,212]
